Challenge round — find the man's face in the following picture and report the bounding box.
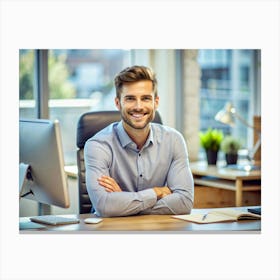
[115,80,159,131]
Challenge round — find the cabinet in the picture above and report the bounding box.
[190,162,261,208]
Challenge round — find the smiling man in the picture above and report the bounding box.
[84,65,194,217]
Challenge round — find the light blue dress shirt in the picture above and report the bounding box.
[84,121,194,217]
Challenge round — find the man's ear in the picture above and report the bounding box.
[115,97,121,110]
[154,96,159,110]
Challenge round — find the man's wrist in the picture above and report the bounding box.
[153,186,171,199]
[153,187,161,199]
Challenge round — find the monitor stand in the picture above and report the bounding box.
[19,163,33,198]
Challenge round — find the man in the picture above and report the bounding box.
[84,65,194,217]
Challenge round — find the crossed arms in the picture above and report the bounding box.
[98,175,171,199]
[84,134,194,217]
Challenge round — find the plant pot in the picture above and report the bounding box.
[225,153,238,165]
[206,150,218,165]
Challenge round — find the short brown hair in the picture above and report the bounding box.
[114,65,158,99]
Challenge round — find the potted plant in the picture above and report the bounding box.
[199,128,224,165]
[221,135,242,165]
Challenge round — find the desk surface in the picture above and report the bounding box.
[20,207,261,233]
[190,161,261,180]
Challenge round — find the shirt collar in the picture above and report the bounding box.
[116,121,154,149]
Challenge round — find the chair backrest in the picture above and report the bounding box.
[76,110,163,214]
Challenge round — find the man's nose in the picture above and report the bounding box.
[135,99,143,109]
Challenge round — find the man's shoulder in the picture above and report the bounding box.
[152,123,182,138]
[152,124,187,152]
[86,122,118,144]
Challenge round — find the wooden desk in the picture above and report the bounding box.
[190,162,261,207]
[19,207,261,233]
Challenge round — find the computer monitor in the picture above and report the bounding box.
[19,118,70,208]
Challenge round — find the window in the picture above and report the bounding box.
[198,49,260,151]
[19,49,260,165]
[19,49,36,118]
[48,49,131,164]
[19,49,131,164]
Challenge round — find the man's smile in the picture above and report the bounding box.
[129,111,148,119]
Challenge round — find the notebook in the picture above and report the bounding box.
[172,208,261,224]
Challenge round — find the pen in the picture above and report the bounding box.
[202,213,208,221]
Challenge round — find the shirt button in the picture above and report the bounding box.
[140,174,143,177]
[138,153,141,157]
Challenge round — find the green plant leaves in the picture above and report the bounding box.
[221,135,242,154]
[199,128,224,151]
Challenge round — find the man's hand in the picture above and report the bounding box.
[153,186,172,200]
[98,175,122,193]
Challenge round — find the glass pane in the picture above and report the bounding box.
[19,49,36,118]
[48,49,131,164]
[198,49,255,150]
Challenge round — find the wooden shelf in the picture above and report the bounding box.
[194,178,261,191]
[190,161,261,207]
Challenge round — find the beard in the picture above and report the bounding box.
[120,108,155,130]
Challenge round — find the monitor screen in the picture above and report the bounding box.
[19,119,70,208]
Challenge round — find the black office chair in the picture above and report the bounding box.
[76,110,163,214]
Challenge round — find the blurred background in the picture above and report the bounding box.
[19,49,261,163]
[19,49,261,216]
